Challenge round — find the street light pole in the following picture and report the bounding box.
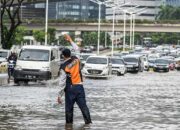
[97,2,101,55]
[130,13,133,49]
[123,11,126,51]
[132,13,135,49]
[112,7,115,56]
[45,0,49,46]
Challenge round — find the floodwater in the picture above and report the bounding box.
[0,71,180,130]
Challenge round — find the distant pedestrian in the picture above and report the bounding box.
[57,34,92,128]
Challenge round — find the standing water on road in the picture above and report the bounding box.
[0,71,180,130]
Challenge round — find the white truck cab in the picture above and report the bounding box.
[14,45,60,84]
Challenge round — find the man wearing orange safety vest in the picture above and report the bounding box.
[57,34,92,127]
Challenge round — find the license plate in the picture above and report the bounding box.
[112,71,117,74]
[26,75,35,78]
[159,66,164,68]
[127,65,133,67]
[92,71,98,74]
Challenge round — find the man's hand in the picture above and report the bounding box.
[64,34,73,43]
[57,96,62,104]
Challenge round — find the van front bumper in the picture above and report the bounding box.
[14,69,51,81]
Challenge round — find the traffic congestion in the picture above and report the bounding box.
[0,44,180,85]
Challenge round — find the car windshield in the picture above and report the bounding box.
[19,49,49,61]
[148,59,155,63]
[0,52,8,58]
[111,58,124,64]
[82,55,91,61]
[86,57,107,64]
[123,57,138,63]
[155,59,169,64]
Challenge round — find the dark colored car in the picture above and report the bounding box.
[123,55,144,73]
[153,59,170,72]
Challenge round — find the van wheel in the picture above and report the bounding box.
[14,79,20,86]
[49,73,52,80]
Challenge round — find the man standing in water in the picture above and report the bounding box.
[57,34,92,128]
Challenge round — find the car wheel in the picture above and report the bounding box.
[153,68,156,72]
[117,72,121,76]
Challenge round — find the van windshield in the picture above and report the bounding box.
[0,52,8,58]
[86,57,107,64]
[19,49,49,61]
[123,57,138,63]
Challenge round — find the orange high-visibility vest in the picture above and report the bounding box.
[61,56,83,85]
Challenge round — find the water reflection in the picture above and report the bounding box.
[0,71,180,130]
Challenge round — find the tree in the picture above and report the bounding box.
[33,30,45,44]
[13,26,26,45]
[1,0,25,49]
[48,28,56,44]
[81,32,111,47]
[156,5,180,20]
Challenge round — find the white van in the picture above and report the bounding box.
[14,45,60,84]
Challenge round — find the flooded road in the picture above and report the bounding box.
[0,71,180,130]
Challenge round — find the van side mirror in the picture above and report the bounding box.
[51,56,55,61]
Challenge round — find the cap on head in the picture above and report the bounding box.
[62,48,71,58]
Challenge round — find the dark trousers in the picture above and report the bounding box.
[65,84,92,124]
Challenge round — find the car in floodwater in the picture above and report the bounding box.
[123,54,144,73]
[153,58,170,72]
[82,56,112,78]
[111,57,126,76]
[80,53,96,69]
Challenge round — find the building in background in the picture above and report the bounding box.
[162,0,180,7]
[21,3,45,19]
[55,0,105,20]
[106,0,163,21]
[20,0,105,20]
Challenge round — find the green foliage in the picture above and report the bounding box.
[32,28,57,44]
[33,30,45,43]
[48,28,56,44]
[1,26,27,48]
[14,27,27,44]
[156,5,180,20]
[58,32,75,46]
[81,32,111,47]
[151,32,180,44]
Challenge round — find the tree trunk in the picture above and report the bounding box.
[1,0,24,49]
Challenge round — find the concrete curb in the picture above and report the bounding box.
[0,73,8,86]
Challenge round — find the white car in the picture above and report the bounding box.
[80,53,96,68]
[111,57,126,76]
[82,56,112,78]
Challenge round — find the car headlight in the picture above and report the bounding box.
[84,66,91,69]
[15,65,22,70]
[40,67,50,71]
[166,65,169,68]
[103,66,108,69]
